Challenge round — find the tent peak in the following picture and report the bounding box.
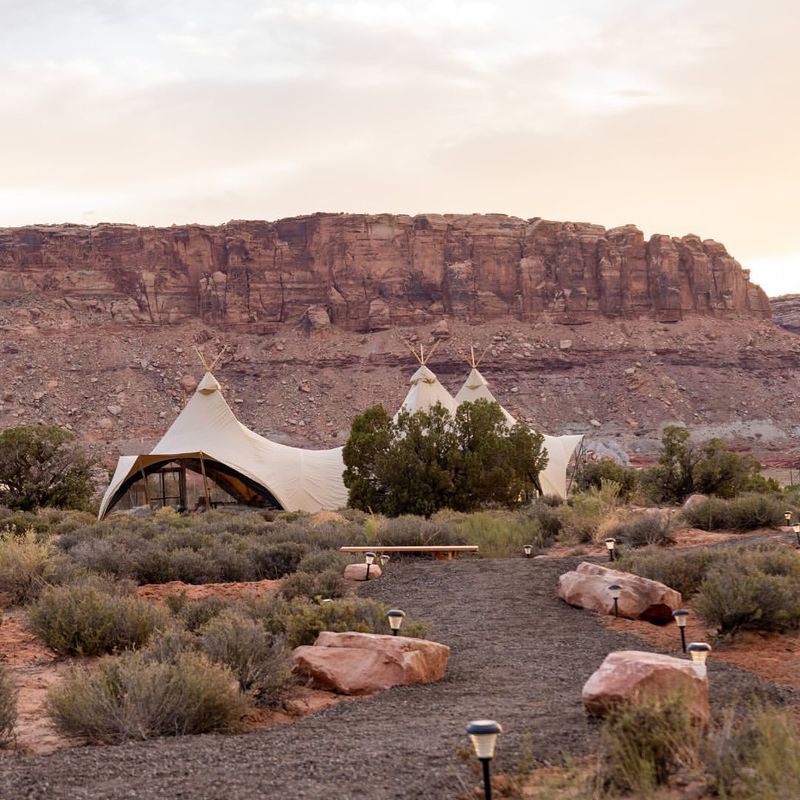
[465,367,488,390]
[410,364,437,385]
[197,372,221,394]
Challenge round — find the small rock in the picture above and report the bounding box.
[559,339,573,350]
[589,419,601,428]
[431,319,450,340]
[106,405,122,416]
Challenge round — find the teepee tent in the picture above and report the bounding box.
[395,340,458,418]
[453,348,582,499]
[98,371,348,519]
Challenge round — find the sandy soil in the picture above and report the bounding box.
[135,578,280,604]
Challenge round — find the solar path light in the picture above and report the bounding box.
[608,584,621,617]
[387,609,405,636]
[687,642,712,678]
[466,720,502,800]
[794,523,800,546]
[672,609,689,653]
[785,511,793,526]
[523,544,533,558]
[604,538,617,562]
[379,553,391,568]
[365,551,376,581]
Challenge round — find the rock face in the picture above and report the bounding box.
[558,562,681,623]
[343,563,382,581]
[0,214,769,333]
[582,650,709,723]
[292,631,450,695]
[771,295,800,332]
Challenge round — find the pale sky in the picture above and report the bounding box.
[1,0,798,295]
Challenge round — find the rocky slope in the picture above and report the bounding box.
[771,295,800,332]
[0,214,796,474]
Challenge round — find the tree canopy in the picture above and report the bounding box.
[0,424,95,511]
[342,399,548,516]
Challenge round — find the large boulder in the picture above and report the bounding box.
[683,494,709,511]
[293,631,450,695]
[582,650,709,723]
[344,563,382,581]
[558,562,681,623]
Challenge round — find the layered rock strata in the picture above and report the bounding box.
[0,214,770,332]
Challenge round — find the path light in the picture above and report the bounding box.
[523,544,533,558]
[687,642,712,678]
[604,538,617,562]
[379,554,391,568]
[793,523,800,546]
[365,551,376,581]
[466,720,502,800]
[785,511,793,526]
[672,609,689,653]
[387,609,405,636]
[608,584,621,617]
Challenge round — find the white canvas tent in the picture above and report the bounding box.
[454,362,583,499]
[397,364,458,418]
[98,371,348,518]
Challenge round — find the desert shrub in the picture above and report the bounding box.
[683,494,786,531]
[279,597,428,648]
[175,596,233,632]
[48,651,248,742]
[141,625,198,664]
[605,513,675,548]
[0,511,53,536]
[0,424,95,512]
[29,583,167,655]
[558,488,614,545]
[600,692,701,795]
[69,537,137,579]
[693,555,800,635]
[248,541,307,579]
[692,439,773,499]
[297,549,351,574]
[526,502,563,543]
[0,663,16,748]
[450,511,542,557]
[198,612,292,706]
[378,515,462,547]
[617,547,719,598]
[0,530,72,604]
[576,459,639,502]
[278,569,348,601]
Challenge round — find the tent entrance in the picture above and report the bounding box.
[108,458,284,515]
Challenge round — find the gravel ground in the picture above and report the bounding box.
[0,557,792,800]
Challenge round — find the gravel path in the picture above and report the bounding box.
[0,557,792,800]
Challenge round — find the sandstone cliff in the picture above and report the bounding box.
[0,214,770,333]
[770,295,800,332]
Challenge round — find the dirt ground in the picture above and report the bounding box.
[0,557,793,800]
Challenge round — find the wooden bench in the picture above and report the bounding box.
[339,545,479,561]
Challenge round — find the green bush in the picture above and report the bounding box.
[278,569,348,601]
[0,424,95,512]
[617,547,718,598]
[297,549,351,574]
[558,490,611,545]
[378,515,461,547]
[693,555,800,635]
[683,494,786,531]
[29,583,167,655]
[176,596,233,632]
[526,503,563,542]
[605,514,675,548]
[450,511,541,557]
[248,541,307,579]
[600,692,701,795]
[198,612,292,706]
[0,663,16,748]
[48,651,248,743]
[575,459,639,502]
[0,530,72,605]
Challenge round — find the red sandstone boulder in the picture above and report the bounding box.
[343,563,382,581]
[558,562,681,623]
[582,650,709,723]
[292,631,450,695]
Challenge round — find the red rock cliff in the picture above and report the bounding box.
[0,213,770,331]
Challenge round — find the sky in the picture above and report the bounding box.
[1,0,798,295]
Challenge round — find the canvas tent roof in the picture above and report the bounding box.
[396,364,458,418]
[98,371,348,518]
[454,366,583,499]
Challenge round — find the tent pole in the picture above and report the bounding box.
[139,465,151,508]
[199,454,212,510]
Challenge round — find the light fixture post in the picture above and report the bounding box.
[672,609,689,653]
[608,584,621,618]
[604,538,616,562]
[785,511,793,527]
[687,642,712,678]
[466,720,502,800]
[365,551,375,581]
[523,544,533,558]
[793,523,800,546]
[387,609,405,636]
